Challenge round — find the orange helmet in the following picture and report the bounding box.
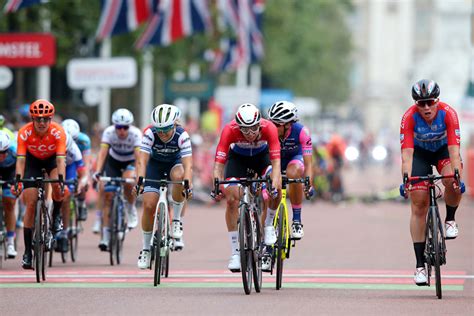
[30,99,55,118]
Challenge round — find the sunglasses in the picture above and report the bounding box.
[240,125,260,135]
[115,125,130,130]
[33,117,52,123]
[156,125,174,133]
[416,99,437,107]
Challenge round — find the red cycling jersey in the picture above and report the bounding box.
[215,119,280,164]
[17,122,67,159]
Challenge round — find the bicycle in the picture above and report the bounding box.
[138,177,190,286]
[0,179,13,268]
[404,169,461,299]
[270,176,310,290]
[98,176,134,266]
[16,172,63,283]
[214,173,269,295]
[48,179,79,266]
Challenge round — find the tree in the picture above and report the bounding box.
[262,0,353,106]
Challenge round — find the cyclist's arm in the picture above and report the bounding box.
[15,156,26,178]
[56,156,66,178]
[303,155,313,184]
[135,150,150,179]
[401,148,414,177]
[213,162,225,181]
[448,145,462,176]
[300,126,313,184]
[270,159,282,190]
[95,143,110,174]
[15,129,26,178]
[181,155,193,185]
[445,106,462,175]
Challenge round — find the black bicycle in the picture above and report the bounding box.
[214,173,269,295]
[405,169,460,299]
[138,178,190,286]
[98,176,134,266]
[16,172,63,283]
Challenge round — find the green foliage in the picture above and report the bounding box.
[262,0,353,106]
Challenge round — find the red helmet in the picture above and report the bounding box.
[30,99,55,118]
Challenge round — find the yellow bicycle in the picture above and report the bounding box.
[271,176,310,290]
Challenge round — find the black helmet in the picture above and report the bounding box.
[411,79,440,101]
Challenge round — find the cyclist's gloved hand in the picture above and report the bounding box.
[210,189,223,202]
[453,180,466,194]
[10,182,22,197]
[58,174,65,195]
[184,188,193,199]
[92,172,101,191]
[399,183,409,199]
[304,186,315,200]
[134,176,144,197]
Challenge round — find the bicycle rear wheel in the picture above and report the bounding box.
[34,202,43,283]
[115,200,125,265]
[41,210,50,281]
[276,204,286,290]
[154,203,166,286]
[70,199,79,262]
[251,208,262,293]
[239,204,253,295]
[430,206,442,299]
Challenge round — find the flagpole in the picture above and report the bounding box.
[37,6,50,100]
[140,48,154,129]
[99,37,111,127]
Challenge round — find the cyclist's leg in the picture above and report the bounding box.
[170,162,185,241]
[3,195,17,257]
[286,156,305,238]
[437,150,462,238]
[410,148,432,284]
[49,167,66,234]
[137,189,158,269]
[262,164,281,246]
[122,164,138,228]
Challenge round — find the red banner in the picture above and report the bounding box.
[0,33,56,67]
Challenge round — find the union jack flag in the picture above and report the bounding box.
[135,0,211,49]
[96,0,156,41]
[3,0,44,13]
[211,38,240,73]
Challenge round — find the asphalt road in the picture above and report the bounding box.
[1,165,473,315]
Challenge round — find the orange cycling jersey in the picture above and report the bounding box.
[17,122,67,159]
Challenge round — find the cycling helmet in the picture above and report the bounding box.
[235,103,261,127]
[62,119,80,140]
[411,79,440,101]
[112,108,134,125]
[19,104,30,117]
[30,99,55,118]
[0,131,10,151]
[150,104,181,128]
[267,101,298,125]
[0,115,4,128]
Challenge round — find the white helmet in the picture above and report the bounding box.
[268,100,298,125]
[0,131,10,151]
[150,104,180,128]
[112,108,134,125]
[235,103,261,127]
[62,119,80,140]
[65,132,74,151]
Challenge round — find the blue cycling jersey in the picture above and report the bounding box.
[0,145,16,168]
[75,132,91,154]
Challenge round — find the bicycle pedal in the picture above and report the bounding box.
[229,268,241,273]
[445,236,457,240]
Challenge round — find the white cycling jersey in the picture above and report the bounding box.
[101,125,142,162]
[66,140,83,166]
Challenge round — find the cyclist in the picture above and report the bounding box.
[55,133,88,253]
[92,108,142,251]
[12,99,67,269]
[0,115,15,142]
[134,104,193,269]
[62,119,91,221]
[211,103,282,272]
[0,131,18,258]
[400,79,463,285]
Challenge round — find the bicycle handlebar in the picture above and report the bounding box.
[142,178,189,189]
[98,176,135,184]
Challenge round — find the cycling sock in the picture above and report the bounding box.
[52,200,62,221]
[23,228,32,254]
[264,207,277,227]
[102,227,110,241]
[445,204,458,222]
[292,204,302,222]
[170,198,184,222]
[7,231,15,245]
[142,231,152,250]
[414,242,426,268]
[229,231,239,255]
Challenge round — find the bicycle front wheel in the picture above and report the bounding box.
[251,208,263,293]
[154,202,166,286]
[70,199,79,262]
[276,204,286,290]
[239,204,253,295]
[430,206,442,299]
[34,202,43,283]
[109,196,118,266]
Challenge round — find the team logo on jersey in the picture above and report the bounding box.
[400,134,404,141]
[455,129,460,137]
